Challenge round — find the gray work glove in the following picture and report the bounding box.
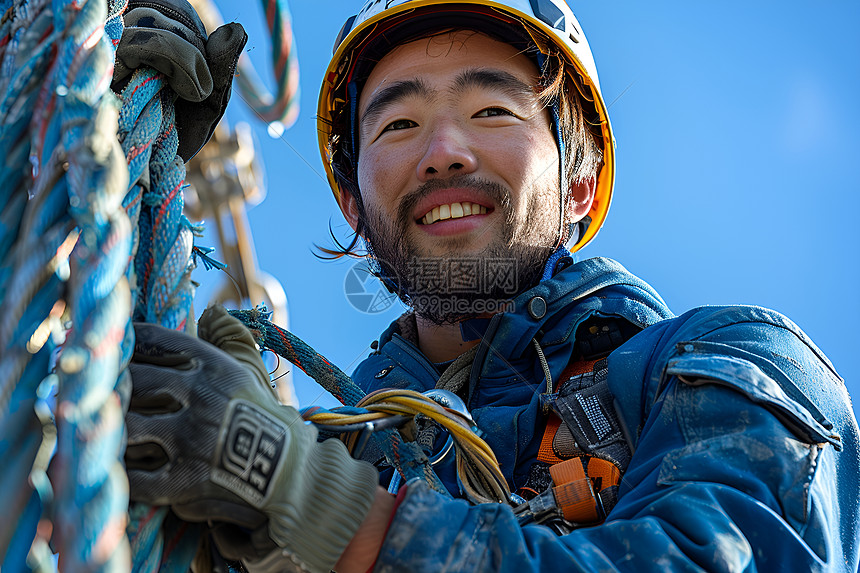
[126,305,379,573]
[113,0,247,161]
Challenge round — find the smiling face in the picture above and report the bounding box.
[339,31,584,323]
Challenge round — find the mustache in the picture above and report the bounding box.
[396,175,511,227]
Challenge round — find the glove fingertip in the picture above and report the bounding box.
[197,305,261,355]
[173,45,213,101]
[197,305,272,390]
[206,22,248,61]
[196,304,231,341]
[112,61,133,85]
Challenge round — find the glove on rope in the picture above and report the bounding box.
[113,0,247,161]
[126,305,379,573]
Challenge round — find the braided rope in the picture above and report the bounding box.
[234,0,299,128]
[118,68,204,573]
[0,0,131,568]
[231,307,363,406]
[46,0,134,565]
[0,0,202,568]
[121,70,196,331]
[0,0,67,566]
[0,0,299,566]
[0,0,136,567]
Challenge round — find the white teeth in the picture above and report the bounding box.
[421,202,488,225]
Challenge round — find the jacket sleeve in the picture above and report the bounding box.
[371,306,860,572]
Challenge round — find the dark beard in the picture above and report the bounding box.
[360,175,556,325]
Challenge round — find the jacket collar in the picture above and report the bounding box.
[374,256,672,364]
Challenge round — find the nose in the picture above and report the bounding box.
[416,123,478,182]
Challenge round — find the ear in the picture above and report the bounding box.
[337,190,361,233]
[565,175,596,223]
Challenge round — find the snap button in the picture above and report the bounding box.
[375,366,394,379]
[527,296,547,320]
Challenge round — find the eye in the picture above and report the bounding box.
[473,107,515,118]
[382,118,418,132]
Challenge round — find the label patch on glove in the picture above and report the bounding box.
[212,400,288,507]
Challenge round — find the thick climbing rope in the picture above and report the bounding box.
[0,0,133,568]
[0,0,204,569]
[0,0,296,567]
[0,0,66,557]
[119,68,197,332]
[116,2,303,563]
[119,68,206,572]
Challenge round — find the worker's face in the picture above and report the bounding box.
[343,31,562,322]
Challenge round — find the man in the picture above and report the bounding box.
[125,0,860,571]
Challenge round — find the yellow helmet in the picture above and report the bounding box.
[317,0,614,251]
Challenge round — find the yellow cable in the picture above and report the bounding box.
[315,388,511,504]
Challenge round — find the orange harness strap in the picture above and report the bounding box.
[532,358,624,524]
[549,456,621,523]
[537,358,599,465]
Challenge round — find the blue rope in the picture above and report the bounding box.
[1,0,302,566]
[47,0,135,566]
[0,0,131,569]
[117,67,206,572]
[233,0,299,127]
[0,0,60,561]
[0,0,203,567]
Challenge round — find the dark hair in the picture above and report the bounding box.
[536,51,604,188]
[316,34,603,259]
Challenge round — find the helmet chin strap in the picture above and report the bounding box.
[550,93,569,251]
[348,80,361,180]
[533,51,568,252]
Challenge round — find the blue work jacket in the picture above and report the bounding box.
[352,257,860,571]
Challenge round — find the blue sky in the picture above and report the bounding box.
[197,0,860,419]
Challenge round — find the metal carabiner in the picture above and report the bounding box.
[420,389,482,466]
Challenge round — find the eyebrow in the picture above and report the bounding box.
[360,78,434,132]
[359,68,539,135]
[451,68,537,104]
